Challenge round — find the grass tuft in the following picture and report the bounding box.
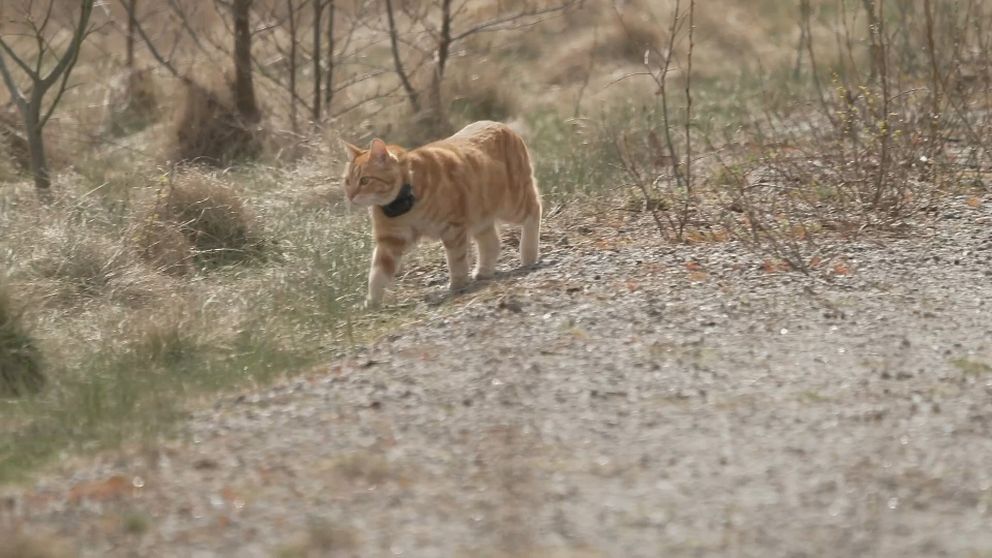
[0,283,45,397]
[137,172,264,269]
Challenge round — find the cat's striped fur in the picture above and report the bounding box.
[342,121,541,307]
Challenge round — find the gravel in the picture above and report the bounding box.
[2,195,992,558]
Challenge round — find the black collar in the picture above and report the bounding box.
[379,183,415,218]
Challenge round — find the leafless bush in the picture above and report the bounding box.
[174,82,263,166]
[618,0,990,270]
[446,68,522,124]
[614,0,696,242]
[106,68,159,136]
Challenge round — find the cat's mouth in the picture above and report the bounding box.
[348,193,380,207]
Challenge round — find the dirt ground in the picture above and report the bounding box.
[2,195,992,558]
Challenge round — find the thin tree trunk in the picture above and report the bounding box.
[233,0,260,122]
[793,0,809,79]
[24,106,50,190]
[430,0,452,129]
[437,0,452,79]
[861,0,881,82]
[323,0,335,109]
[385,0,420,112]
[126,0,137,70]
[312,0,323,122]
[287,0,298,133]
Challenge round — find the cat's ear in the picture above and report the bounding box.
[341,140,363,161]
[368,138,393,165]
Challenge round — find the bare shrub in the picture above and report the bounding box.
[616,0,990,270]
[604,13,662,63]
[0,108,30,172]
[447,68,522,124]
[174,82,262,166]
[107,68,159,136]
[136,172,263,269]
[0,282,45,397]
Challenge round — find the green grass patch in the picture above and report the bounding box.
[0,162,379,484]
[951,358,992,377]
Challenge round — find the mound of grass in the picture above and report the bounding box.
[0,284,45,397]
[133,217,194,276]
[174,82,262,166]
[136,173,264,269]
[31,231,130,300]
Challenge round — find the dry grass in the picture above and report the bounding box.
[136,172,264,269]
[0,157,371,481]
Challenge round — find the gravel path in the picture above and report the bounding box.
[3,196,992,558]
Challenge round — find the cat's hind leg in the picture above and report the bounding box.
[519,212,540,267]
[473,225,500,280]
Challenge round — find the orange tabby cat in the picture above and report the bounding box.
[342,120,541,307]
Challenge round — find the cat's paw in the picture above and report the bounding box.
[448,278,469,292]
[364,297,381,310]
[472,269,495,281]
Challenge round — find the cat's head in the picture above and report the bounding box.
[341,138,404,207]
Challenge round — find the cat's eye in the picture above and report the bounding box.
[359,177,370,186]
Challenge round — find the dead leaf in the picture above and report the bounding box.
[685,261,703,272]
[570,327,589,339]
[221,486,240,503]
[832,261,852,276]
[68,475,134,504]
[762,259,790,273]
[808,256,823,269]
[966,196,981,208]
[688,271,709,282]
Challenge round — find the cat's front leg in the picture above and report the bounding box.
[442,228,470,292]
[366,237,406,308]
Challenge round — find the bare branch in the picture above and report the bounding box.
[0,35,39,81]
[449,0,579,43]
[384,0,420,112]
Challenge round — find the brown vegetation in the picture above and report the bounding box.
[136,172,263,269]
[173,82,263,166]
